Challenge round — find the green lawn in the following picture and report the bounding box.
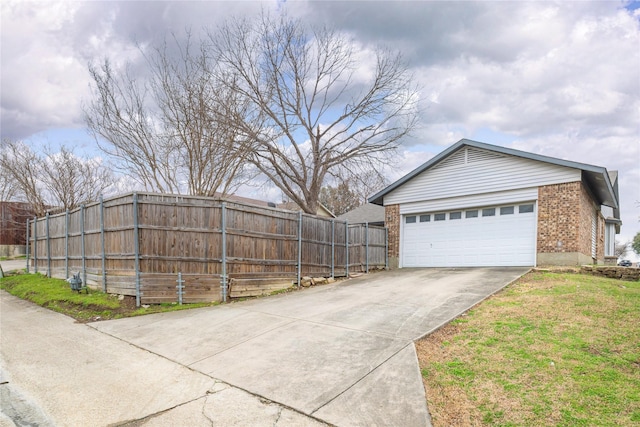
[417,271,640,427]
[0,273,217,322]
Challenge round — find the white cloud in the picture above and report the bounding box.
[1,0,638,245]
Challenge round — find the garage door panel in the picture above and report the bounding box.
[401,203,536,267]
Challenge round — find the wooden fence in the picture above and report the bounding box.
[27,192,387,305]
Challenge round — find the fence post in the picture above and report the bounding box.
[33,216,38,274]
[365,222,369,274]
[385,227,389,270]
[25,218,30,273]
[297,211,303,288]
[100,196,106,292]
[220,202,227,302]
[46,212,51,277]
[81,205,86,287]
[331,219,335,279]
[133,193,141,307]
[345,220,349,277]
[176,272,184,305]
[65,210,69,278]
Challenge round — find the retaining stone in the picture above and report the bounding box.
[580,265,640,281]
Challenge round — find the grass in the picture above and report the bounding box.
[0,272,218,322]
[417,271,640,427]
[0,255,27,260]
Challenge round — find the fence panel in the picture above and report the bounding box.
[301,215,335,277]
[225,203,298,279]
[47,210,67,279]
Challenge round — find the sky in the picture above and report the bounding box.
[1,0,639,257]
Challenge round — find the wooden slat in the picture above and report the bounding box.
[28,191,387,300]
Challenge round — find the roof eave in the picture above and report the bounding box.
[369,138,618,209]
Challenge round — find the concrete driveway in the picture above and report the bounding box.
[92,267,529,426]
[0,259,26,275]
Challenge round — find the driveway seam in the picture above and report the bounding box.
[75,267,529,427]
[185,318,297,367]
[228,309,414,341]
[309,341,415,416]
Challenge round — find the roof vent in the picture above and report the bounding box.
[467,148,504,163]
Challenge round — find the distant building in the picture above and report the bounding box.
[337,203,385,226]
[0,202,36,256]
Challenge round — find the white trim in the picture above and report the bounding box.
[399,187,538,215]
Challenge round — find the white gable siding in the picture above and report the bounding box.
[399,188,538,214]
[385,147,581,206]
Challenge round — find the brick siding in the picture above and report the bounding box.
[538,181,604,263]
[385,204,400,260]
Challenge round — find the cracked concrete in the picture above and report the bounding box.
[0,292,326,427]
[124,386,326,427]
[0,372,53,427]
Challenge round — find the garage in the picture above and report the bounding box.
[369,139,619,268]
[401,202,537,267]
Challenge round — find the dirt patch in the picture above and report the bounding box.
[47,295,139,323]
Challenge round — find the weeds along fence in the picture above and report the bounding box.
[27,192,387,305]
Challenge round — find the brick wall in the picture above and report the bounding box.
[385,181,605,268]
[537,182,582,253]
[385,204,400,263]
[537,181,604,264]
[577,183,595,258]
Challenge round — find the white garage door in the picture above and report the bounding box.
[402,203,536,267]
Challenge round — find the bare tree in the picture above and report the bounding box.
[633,232,640,256]
[345,168,389,204]
[319,170,389,216]
[86,60,178,194]
[0,143,18,201]
[211,14,419,214]
[1,139,47,215]
[0,140,113,215]
[85,34,254,196]
[40,146,113,211]
[614,240,628,258]
[319,182,361,217]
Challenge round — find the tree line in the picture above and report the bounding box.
[3,13,417,216]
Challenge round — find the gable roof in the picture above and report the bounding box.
[336,203,385,224]
[369,139,618,209]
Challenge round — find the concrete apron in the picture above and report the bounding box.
[91,267,529,427]
[0,292,326,427]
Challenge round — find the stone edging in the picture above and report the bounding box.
[580,265,640,282]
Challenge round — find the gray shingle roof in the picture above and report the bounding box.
[336,203,385,224]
